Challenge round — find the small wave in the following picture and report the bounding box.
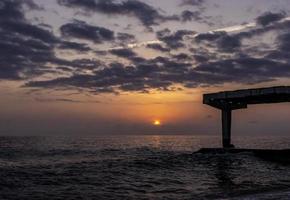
[228,189,290,200]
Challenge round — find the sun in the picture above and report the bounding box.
[153,120,161,126]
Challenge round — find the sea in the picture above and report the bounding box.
[0,135,290,200]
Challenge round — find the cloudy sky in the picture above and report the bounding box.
[1,0,290,136]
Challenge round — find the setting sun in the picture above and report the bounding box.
[153,120,161,126]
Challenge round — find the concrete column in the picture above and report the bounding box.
[222,109,232,148]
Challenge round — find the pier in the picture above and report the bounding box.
[203,86,290,148]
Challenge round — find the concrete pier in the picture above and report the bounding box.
[222,109,232,148]
[203,86,290,148]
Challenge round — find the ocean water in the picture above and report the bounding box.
[0,135,290,200]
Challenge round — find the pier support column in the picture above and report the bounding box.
[222,109,232,148]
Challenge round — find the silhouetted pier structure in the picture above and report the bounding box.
[203,86,290,148]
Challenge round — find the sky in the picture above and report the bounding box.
[1,0,290,136]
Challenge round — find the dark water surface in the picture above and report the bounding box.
[0,135,290,199]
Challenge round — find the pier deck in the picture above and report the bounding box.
[203,86,290,148]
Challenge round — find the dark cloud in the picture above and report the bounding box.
[35,97,101,104]
[172,53,192,61]
[0,0,61,79]
[129,56,147,64]
[25,56,191,93]
[193,54,209,63]
[0,0,103,80]
[234,19,290,42]
[110,48,137,58]
[21,0,42,10]
[192,15,290,66]
[117,32,136,43]
[157,29,196,49]
[217,34,241,52]
[193,17,290,54]
[266,31,290,61]
[195,31,226,42]
[200,14,290,53]
[181,10,203,22]
[180,10,214,26]
[60,20,114,43]
[0,0,39,21]
[266,50,290,61]
[58,0,179,29]
[276,32,290,52]
[58,41,91,52]
[195,31,241,52]
[109,48,146,64]
[256,11,286,26]
[1,20,57,44]
[180,0,205,7]
[189,47,216,63]
[195,57,290,84]
[146,43,170,52]
[0,0,54,44]
[95,50,108,56]
[179,0,214,26]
